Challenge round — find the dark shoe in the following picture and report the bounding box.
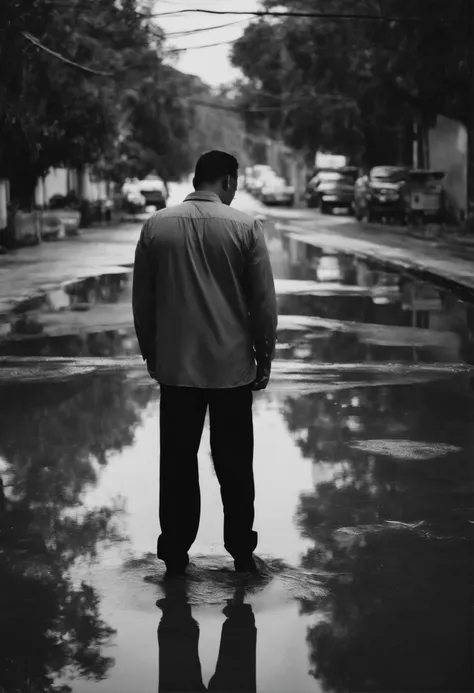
[234,556,258,575]
[164,562,188,579]
[164,572,186,580]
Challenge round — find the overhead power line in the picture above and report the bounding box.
[22,31,113,75]
[186,98,254,113]
[186,97,317,114]
[168,39,234,52]
[165,19,248,37]
[151,8,431,23]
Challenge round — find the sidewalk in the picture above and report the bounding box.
[0,222,141,315]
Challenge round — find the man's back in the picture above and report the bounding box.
[132,190,277,388]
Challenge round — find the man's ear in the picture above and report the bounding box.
[223,175,230,191]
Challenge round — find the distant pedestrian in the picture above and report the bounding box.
[132,151,278,578]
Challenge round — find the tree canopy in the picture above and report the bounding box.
[231,0,472,166]
[0,0,252,205]
[0,0,153,202]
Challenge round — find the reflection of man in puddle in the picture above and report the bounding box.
[157,583,256,692]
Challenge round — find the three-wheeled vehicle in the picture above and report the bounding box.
[406,170,445,225]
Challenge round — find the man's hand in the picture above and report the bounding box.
[251,359,271,391]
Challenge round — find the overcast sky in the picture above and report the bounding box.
[152,0,262,86]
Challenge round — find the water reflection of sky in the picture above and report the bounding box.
[53,390,321,693]
[79,394,315,567]
[0,366,471,692]
[33,375,472,692]
[1,221,473,692]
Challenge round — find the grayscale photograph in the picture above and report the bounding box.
[0,1,472,692]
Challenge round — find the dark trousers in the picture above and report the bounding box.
[157,384,257,568]
[158,595,257,692]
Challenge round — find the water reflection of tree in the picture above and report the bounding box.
[0,328,141,358]
[278,293,373,324]
[283,381,474,692]
[277,329,367,364]
[0,372,156,692]
[304,531,472,692]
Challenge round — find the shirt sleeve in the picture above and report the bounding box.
[243,219,278,363]
[132,222,156,362]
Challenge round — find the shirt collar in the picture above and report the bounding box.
[184,191,221,203]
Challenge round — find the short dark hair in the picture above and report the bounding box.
[193,150,239,189]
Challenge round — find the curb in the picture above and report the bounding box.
[269,219,474,304]
[256,203,474,248]
[0,266,134,332]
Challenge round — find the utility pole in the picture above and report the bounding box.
[279,30,305,206]
[467,0,474,226]
[279,31,289,179]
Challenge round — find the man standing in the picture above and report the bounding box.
[132,151,278,578]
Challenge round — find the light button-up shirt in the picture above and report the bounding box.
[132,191,278,388]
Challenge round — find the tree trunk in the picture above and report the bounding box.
[466,0,474,228]
[467,125,474,225]
[414,116,430,169]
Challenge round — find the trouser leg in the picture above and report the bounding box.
[209,385,257,561]
[157,591,206,692]
[207,600,257,692]
[157,385,207,569]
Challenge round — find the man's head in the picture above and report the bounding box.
[193,150,239,205]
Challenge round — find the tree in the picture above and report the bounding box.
[0,371,157,690]
[231,0,472,167]
[0,0,164,204]
[184,79,252,169]
[119,64,197,186]
[0,0,257,205]
[111,69,253,186]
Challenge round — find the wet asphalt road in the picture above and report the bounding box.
[0,202,473,692]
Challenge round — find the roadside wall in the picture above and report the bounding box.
[12,212,41,245]
[35,169,68,206]
[78,169,108,202]
[428,115,468,219]
[35,167,109,206]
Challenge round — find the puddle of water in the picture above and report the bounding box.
[270,225,474,366]
[1,217,473,692]
[0,370,472,692]
[2,224,474,368]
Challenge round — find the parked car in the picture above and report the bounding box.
[137,175,168,210]
[123,175,167,213]
[260,176,294,206]
[306,167,358,213]
[246,165,276,197]
[122,182,146,214]
[49,209,81,235]
[353,166,409,223]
